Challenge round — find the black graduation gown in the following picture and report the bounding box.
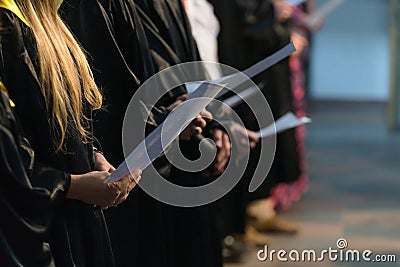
[0,9,114,267]
[61,1,222,266]
[60,2,173,266]
[59,0,142,166]
[60,1,222,266]
[239,0,301,198]
[210,0,300,238]
[135,2,222,267]
[0,89,60,267]
[212,0,300,197]
[136,0,209,98]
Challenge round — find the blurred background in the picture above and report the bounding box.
[311,0,390,102]
[207,0,400,266]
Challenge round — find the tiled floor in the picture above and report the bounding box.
[225,101,400,267]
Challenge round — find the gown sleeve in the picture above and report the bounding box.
[0,89,70,266]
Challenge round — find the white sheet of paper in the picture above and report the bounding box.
[222,85,259,108]
[106,44,296,183]
[256,112,311,138]
[185,81,203,94]
[286,0,307,6]
[186,43,296,97]
[305,0,345,28]
[106,82,223,183]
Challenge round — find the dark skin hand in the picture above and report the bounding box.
[168,94,213,141]
[213,128,231,175]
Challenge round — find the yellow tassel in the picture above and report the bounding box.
[0,81,16,107]
[9,99,15,107]
[57,0,64,10]
[0,0,30,27]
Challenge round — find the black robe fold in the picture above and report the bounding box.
[0,9,114,267]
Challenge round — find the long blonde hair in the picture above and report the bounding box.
[14,0,102,150]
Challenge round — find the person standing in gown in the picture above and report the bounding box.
[210,0,301,257]
[269,0,323,213]
[59,1,221,266]
[119,2,232,266]
[0,1,141,266]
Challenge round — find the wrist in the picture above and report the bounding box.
[66,174,83,200]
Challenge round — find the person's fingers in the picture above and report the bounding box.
[183,117,207,139]
[216,145,228,164]
[191,125,203,135]
[222,132,231,158]
[168,96,186,111]
[177,94,187,101]
[247,130,260,143]
[214,130,227,163]
[115,175,130,191]
[215,132,231,174]
[213,129,223,149]
[109,188,127,207]
[108,177,129,204]
[188,117,206,136]
[112,188,124,204]
[125,169,142,194]
[107,182,120,196]
[212,130,231,175]
[113,171,141,206]
[101,191,117,208]
[132,169,142,181]
[250,132,259,142]
[109,165,116,173]
[170,100,183,111]
[214,158,228,175]
[194,116,207,129]
[250,141,257,149]
[127,174,139,192]
[119,193,129,203]
[114,193,127,205]
[219,160,228,173]
[200,109,213,122]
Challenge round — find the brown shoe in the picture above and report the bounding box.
[244,225,270,246]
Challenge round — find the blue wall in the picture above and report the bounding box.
[310,0,390,101]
